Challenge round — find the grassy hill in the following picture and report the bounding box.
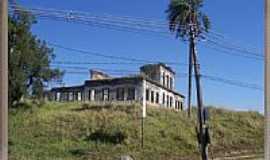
[9,102,264,160]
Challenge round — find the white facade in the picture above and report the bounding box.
[49,63,185,111]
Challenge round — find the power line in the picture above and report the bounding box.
[63,71,131,77]
[201,30,260,53]
[9,6,262,60]
[202,75,263,91]
[51,65,139,73]
[199,42,264,61]
[49,42,187,65]
[9,5,264,91]
[52,65,263,91]
[40,11,262,60]
[204,38,263,58]
[52,61,159,65]
[8,5,188,29]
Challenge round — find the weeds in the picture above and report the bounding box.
[9,102,263,160]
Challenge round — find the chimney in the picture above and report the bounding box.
[90,69,111,80]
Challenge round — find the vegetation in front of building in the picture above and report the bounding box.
[9,9,63,106]
[9,102,263,160]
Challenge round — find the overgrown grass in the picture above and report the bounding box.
[9,102,264,160]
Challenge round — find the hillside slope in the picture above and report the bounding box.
[9,102,264,160]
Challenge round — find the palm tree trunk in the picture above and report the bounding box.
[187,40,193,118]
[191,36,208,160]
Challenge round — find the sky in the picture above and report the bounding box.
[16,0,264,112]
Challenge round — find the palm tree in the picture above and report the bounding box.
[166,0,210,160]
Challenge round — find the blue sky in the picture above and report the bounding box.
[16,0,264,112]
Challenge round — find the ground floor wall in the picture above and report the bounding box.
[48,80,184,111]
[144,80,184,111]
[83,83,141,102]
[49,88,84,102]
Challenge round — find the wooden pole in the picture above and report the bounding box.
[187,0,193,118]
[187,38,193,118]
[265,0,270,159]
[192,40,208,160]
[0,0,8,159]
[188,22,208,159]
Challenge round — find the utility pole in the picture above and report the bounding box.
[265,0,270,159]
[188,6,208,158]
[187,0,193,119]
[191,35,208,160]
[187,37,193,118]
[188,5,208,159]
[0,0,8,160]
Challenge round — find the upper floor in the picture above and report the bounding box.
[140,63,175,90]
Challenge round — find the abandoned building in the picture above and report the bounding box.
[48,63,185,111]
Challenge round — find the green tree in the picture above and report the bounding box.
[166,0,211,159]
[8,9,63,106]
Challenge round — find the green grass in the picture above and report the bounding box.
[9,102,264,160]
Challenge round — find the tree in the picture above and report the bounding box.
[166,0,210,160]
[8,9,63,106]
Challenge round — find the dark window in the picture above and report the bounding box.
[163,72,165,86]
[166,95,169,107]
[175,101,178,110]
[117,88,125,101]
[61,92,65,101]
[166,75,169,88]
[180,102,183,110]
[74,92,77,100]
[151,91,155,103]
[170,77,173,89]
[162,93,165,105]
[127,88,135,100]
[146,89,150,101]
[64,92,68,101]
[94,89,99,100]
[170,97,173,107]
[156,92,159,104]
[102,88,109,101]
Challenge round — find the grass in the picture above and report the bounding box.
[8,101,264,160]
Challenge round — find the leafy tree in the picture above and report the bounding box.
[8,9,63,106]
[166,0,211,159]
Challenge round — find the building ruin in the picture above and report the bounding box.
[48,63,185,111]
